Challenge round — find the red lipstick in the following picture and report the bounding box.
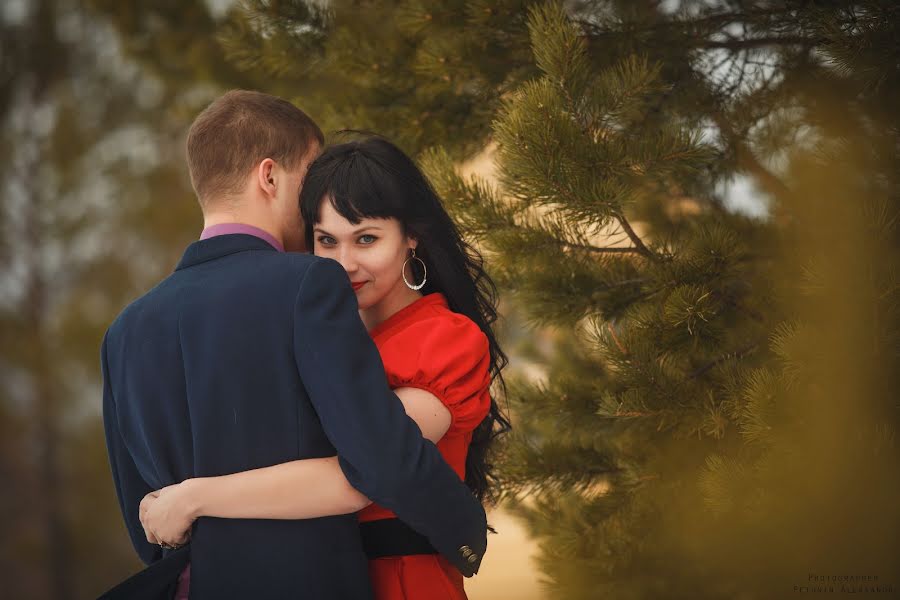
[351,281,367,291]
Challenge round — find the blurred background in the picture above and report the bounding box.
[2,1,898,598]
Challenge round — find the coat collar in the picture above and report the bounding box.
[175,234,280,271]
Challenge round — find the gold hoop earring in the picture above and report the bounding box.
[402,249,427,291]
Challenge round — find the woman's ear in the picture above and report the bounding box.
[256,158,277,199]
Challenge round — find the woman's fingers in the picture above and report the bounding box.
[145,527,160,545]
[148,525,186,548]
[162,525,191,547]
[142,513,159,544]
[140,491,162,543]
[146,507,190,546]
[139,483,196,548]
[157,530,190,548]
[139,490,193,549]
[140,491,160,519]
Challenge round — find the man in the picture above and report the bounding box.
[101,90,486,598]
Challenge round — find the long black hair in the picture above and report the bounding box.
[300,134,511,504]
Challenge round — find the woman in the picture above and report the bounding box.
[139,135,510,600]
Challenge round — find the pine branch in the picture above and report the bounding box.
[614,212,657,261]
[711,110,792,209]
[689,340,762,379]
[607,322,628,355]
[698,36,824,50]
[560,240,646,256]
[575,6,846,51]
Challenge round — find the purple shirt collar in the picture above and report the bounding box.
[200,223,285,253]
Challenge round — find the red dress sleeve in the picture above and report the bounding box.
[383,314,492,435]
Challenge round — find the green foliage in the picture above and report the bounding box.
[422,1,899,597]
[212,0,537,156]
[9,0,896,597]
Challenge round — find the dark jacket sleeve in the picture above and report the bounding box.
[292,258,487,576]
[101,331,162,566]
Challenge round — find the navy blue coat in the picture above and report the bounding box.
[101,234,487,599]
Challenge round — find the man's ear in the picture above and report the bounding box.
[256,158,277,200]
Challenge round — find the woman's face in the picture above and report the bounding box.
[312,199,417,310]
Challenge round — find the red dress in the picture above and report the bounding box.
[359,293,492,600]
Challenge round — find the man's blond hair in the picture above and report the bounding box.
[186,90,324,205]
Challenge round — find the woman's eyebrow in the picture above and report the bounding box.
[313,226,384,235]
[352,225,383,234]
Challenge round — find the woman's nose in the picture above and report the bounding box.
[337,248,358,273]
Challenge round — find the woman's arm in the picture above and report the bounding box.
[140,387,452,545]
[139,456,363,547]
[393,386,452,442]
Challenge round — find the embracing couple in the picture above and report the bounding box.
[100,90,509,599]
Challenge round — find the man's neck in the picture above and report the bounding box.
[202,212,284,248]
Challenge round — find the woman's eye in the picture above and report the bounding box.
[317,236,336,246]
[359,235,377,244]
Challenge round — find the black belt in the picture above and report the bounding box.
[360,518,438,559]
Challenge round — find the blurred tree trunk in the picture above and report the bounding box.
[0,0,228,596]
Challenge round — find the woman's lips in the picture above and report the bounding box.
[351,281,367,291]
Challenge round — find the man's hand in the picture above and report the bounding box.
[139,482,195,548]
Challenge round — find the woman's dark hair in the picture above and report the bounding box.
[300,133,511,504]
